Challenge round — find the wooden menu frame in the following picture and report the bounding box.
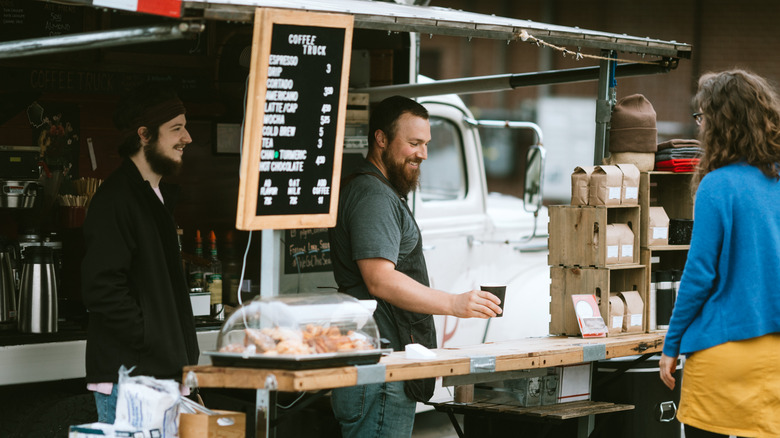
[236,8,353,230]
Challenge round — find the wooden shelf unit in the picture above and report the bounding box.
[639,171,695,333]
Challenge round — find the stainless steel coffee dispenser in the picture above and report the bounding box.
[18,245,58,333]
[0,238,17,322]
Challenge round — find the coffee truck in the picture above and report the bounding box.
[0,0,691,435]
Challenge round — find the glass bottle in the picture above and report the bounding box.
[188,230,204,290]
[207,230,224,319]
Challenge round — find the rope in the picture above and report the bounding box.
[516,30,660,65]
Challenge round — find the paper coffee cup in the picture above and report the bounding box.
[480,285,506,317]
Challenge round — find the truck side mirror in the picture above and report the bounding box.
[523,144,545,214]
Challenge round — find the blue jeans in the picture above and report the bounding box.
[331,381,416,438]
[93,385,118,424]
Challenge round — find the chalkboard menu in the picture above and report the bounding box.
[236,9,353,230]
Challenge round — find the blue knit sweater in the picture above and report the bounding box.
[662,162,780,357]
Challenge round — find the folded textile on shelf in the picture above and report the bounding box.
[655,146,703,162]
[657,138,701,150]
[655,158,700,172]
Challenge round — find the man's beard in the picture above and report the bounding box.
[144,141,182,176]
[382,147,420,196]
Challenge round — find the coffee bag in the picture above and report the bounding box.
[608,294,625,335]
[615,163,640,205]
[588,165,622,206]
[605,224,620,265]
[571,166,596,205]
[614,223,635,264]
[619,291,644,333]
[648,207,670,246]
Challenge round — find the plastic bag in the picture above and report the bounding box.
[114,366,181,438]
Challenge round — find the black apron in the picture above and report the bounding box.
[337,171,437,402]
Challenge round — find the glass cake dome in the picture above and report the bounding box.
[208,293,382,369]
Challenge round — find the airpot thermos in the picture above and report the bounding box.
[18,246,58,333]
[0,238,17,322]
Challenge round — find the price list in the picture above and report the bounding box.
[255,23,345,216]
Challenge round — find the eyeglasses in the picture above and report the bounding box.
[692,112,703,126]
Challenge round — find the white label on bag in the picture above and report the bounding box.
[621,244,633,257]
[612,316,623,328]
[631,314,642,326]
[653,227,668,239]
[608,187,621,199]
[607,245,619,258]
[625,187,638,199]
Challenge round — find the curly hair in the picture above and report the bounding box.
[693,69,780,182]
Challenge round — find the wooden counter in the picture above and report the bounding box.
[184,333,664,392]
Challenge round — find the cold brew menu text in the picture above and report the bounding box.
[237,9,353,230]
[257,24,342,215]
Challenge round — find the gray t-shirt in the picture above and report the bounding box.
[330,160,419,292]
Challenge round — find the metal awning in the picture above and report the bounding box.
[182,0,691,58]
[29,0,690,59]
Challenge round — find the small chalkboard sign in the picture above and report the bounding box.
[283,228,332,275]
[236,8,353,230]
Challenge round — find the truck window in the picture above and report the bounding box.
[419,117,466,201]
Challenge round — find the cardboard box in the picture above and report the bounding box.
[552,363,592,403]
[179,410,246,438]
[571,166,596,205]
[474,376,543,407]
[588,165,622,206]
[616,163,640,205]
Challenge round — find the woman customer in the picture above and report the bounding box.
[659,69,780,438]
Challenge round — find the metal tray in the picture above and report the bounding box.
[205,349,391,370]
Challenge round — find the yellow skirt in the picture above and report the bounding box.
[678,333,780,437]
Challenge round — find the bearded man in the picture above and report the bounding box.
[81,82,198,423]
[329,95,502,438]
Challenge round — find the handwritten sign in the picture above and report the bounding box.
[283,228,332,274]
[236,9,353,230]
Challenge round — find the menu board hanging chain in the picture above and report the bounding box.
[237,9,353,230]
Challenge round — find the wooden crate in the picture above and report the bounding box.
[180,410,245,438]
[345,92,369,124]
[549,265,647,337]
[639,172,694,247]
[548,205,640,267]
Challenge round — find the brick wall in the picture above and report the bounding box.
[422,0,780,129]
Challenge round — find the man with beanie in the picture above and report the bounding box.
[81,82,199,423]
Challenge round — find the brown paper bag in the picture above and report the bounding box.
[605,224,620,265]
[612,223,635,264]
[619,291,644,333]
[588,165,623,206]
[648,207,670,246]
[616,163,640,205]
[571,166,596,205]
[608,294,625,335]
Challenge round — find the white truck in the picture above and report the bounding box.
[0,0,690,435]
